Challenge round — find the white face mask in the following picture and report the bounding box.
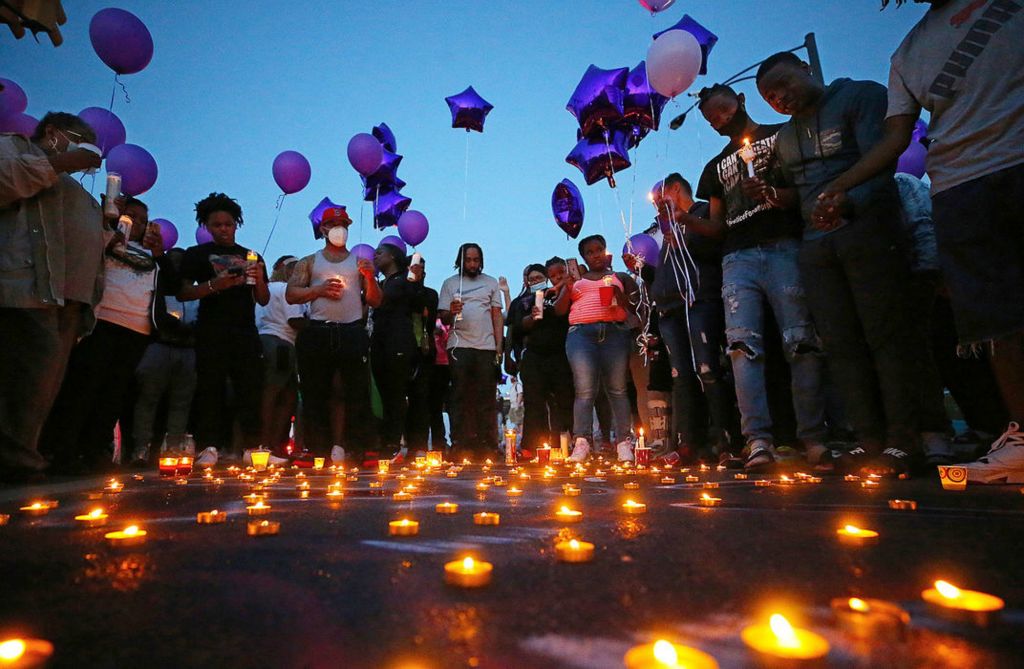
[326,225,349,247]
[529,281,549,292]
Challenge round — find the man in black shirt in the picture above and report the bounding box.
[178,192,269,465]
[690,84,829,471]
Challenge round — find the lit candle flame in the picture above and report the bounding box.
[769,614,800,649]
[639,427,644,436]
[560,506,571,513]
[0,639,27,661]
[123,525,140,536]
[744,138,751,148]
[569,539,580,549]
[843,524,862,534]
[652,639,678,666]
[701,493,711,500]
[849,597,869,612]
[935,580,962,600]
[89,508,103,518]
[462,557,475,570]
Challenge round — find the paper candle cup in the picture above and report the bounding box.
[938,465,968,491]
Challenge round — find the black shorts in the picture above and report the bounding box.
[932,162,1024,345]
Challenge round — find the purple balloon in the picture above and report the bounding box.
[151,218,177,250]
[445,86,494,133]
[195,226,214,245]
[0,112,39,137]
[639,0,676,12]
[653,14,718,75]
[397,210,429,246]
[309,196,344,239]
[912,118,928,142]
[566,65,629,139]
[897,139,927,178]
[372,122,397,153]
[565,129,632,187]
[106,143,157,196]
[622,62,668,132]
[623,233,660,268]
[272,150,311,194]
[379,235,407,256]
[347,133,384,176]
[552,178,585,239]
[0,78,28,116]
[350,243,376,262]
[361,149,404,200]
[374,189,412,229]
[362,176,407,202]
[89,8,154,75]
[78,107,126,157]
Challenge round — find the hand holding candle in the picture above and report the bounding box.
[739,138,756,178]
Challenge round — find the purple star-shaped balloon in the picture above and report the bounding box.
[566,64,629,139]
[309,197,344,239]
[374,189,412,229]
[653,15,718,75]
[361,149,404,201]
[445,86,494,133]
[622,61,668,132]
[372,122,397,153]
[565,129,632,187]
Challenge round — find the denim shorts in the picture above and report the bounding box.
[931,162,1024,345]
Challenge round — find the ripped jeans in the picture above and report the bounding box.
[722,239,827,445]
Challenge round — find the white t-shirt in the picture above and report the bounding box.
[887,0,1024,194]
[94,241,156,335]
[438,272,501,351]
[257,281,305,344]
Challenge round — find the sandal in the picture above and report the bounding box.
[831,446,873,475]
[864,447,914,478]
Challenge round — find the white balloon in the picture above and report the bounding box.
[646,29,703,99]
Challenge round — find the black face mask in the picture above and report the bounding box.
[716,105,749,138]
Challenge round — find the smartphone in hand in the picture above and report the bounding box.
[566,258,581,281]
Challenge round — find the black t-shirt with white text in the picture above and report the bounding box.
[696,123,802,254]
[180,242,267,331]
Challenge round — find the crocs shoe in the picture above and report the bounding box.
[958,422,1024,484]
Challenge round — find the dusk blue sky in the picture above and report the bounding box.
[5,1,926,289]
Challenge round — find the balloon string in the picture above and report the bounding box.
[359,201,365,243]
[373,185,380,230]
[115,75,131,105]
[261,193,286,256]
[462,132,471,225]
[602,132,632,246]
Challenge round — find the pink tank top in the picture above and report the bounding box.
[569,275,627,325]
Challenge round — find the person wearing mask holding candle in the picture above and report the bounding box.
[287,206,381,467]
[370,242,425,463]
[649,175,740,468]
[0,112,106,481]
[554,235,639,463]
[178,193,270,467]
[676,83,830,472]
[755,52,920,476]
[818,0,1024,483]
[438,243,504,460]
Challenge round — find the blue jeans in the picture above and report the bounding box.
[565,322,632,442]
[722,240,827,445]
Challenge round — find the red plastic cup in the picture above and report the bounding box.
[599,285,614,306]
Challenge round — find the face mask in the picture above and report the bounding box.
[716,105,749,138]
[327,225,348,247]
[529,281,549,292]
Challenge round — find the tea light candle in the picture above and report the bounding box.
[158,456,179,476]
[734,473,749,480]
[684,475,699,483]
[506,486,523,497]
[806,477,823,484]
[247,519,280,537]
[104,479,123,494]
[197,510,226,525]
[624,639,719,669]
[922,580,1004,626]
[661,476,677,485]
[388,519,420,536]
[75,507,108,527]
[0,514,9,527]
[176,456,193,476]
[622,499,647,515]
[446,469,459,478]
[493,477,507,487]
[698,493,722,508]
[174,477,188,486]
[755,479,771,487]
[555,538,595,563]
[393,491,412,502]
[742,614,829,664]
[861,480,879,489]
[436,502,459,515]
[473,511,500,526]
[296,481,311,492]
[444,556,492,588]
[830,597,909,641]
[426,451,443,467]
[778,475,797,486]
[19,502,50,517]
[624,481,640,490]
[888,499,917,511]
[836,524,879,547]
[212,477,224,486]
[246,501,271,516]
[299,490,310,499]
[327,490,345,505]
[105,524,147,547]
[475,482,490,492]
[0,637,54,669]
[843,474,861,482]
[562,484,581,496]
[555,506,582,523]
[242,493,266,505]
[369,480,383,489]
[703,481,719,489]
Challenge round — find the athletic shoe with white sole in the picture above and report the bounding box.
[958,422,1024,484]
[196,447,218,467]
[331,445,346,465]
[568,437,591,463]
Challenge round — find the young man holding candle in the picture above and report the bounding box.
[755,53,921,476]
[178,193,270,466]
[821,0,1024,482]
[437,243,504,460]
[286,206,381,467]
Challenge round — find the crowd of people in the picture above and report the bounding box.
[1,0,1021,485]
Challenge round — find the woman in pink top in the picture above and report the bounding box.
[553,234,639,463]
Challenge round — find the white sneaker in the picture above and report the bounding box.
[196,447,218,467]
[331,445,346,465]
[568,437,590,463]
[959,422,1024,484]
[616,439,635,463]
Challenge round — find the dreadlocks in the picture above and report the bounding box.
[194,192,244,227]
[880,0,910,7]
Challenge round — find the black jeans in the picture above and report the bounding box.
[798,215,918,448]
[41,318,152,466]
[448,347,497,453]
[296,321,374,456]
[194,326,263,453]
[405,353,434,453]
[519,348,574,451]
[428,364,451,449]
[371,338,414,450]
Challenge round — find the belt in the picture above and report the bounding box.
[308,319,365,328]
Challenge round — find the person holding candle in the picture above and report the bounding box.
[178,192,270,466]
[0,112,107,482]
[402,260,440,463]
[287,206,381,467]
[755,53,921,476]
[554,235,639,463]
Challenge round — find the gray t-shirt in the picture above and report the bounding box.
[887,0,1024,194]
[308,249,363,324]
[438,272,501,351]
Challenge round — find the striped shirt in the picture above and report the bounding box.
[569,275,627,325]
